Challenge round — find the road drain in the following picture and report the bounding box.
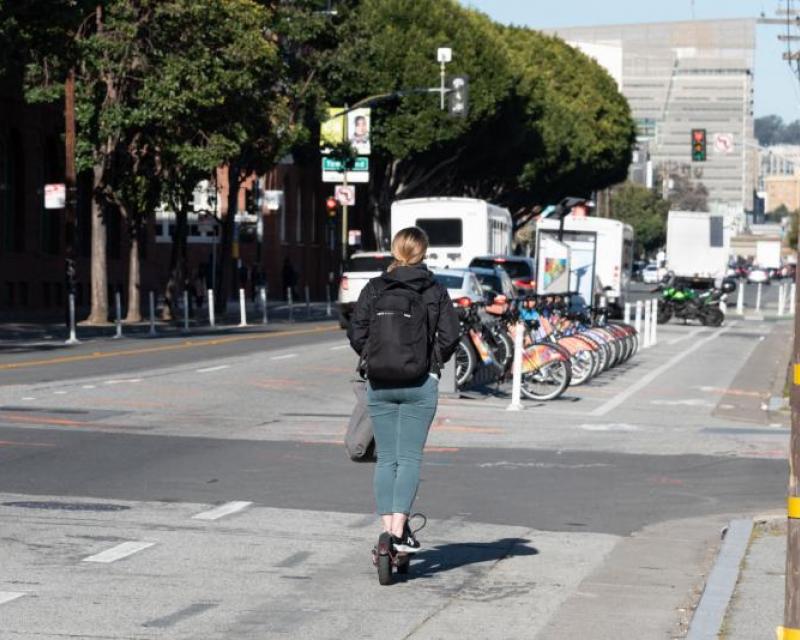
[2,501,130,512]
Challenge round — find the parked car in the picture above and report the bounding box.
[468,266,516,300]
[468,255,536,292]
[337,251,393,329]
[641,264,662,284]
[431,268,484,304]
[632,260,647,282]
[747,268,770,284]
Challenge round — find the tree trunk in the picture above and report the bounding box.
[217,162,238,315]
[163,201,188,321]
[86,164,108,324]
[125,221,141,322]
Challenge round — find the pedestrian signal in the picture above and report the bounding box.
[691,129,706,162]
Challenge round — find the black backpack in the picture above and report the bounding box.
[365,279,434,383]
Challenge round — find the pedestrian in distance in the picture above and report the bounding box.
[347,226,460,561]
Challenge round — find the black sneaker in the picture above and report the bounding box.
[393,516,425,553]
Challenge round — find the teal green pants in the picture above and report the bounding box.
[367,375,438,515]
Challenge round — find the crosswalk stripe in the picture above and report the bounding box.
[192,501,253,521]
[0,592,25,606]
[82,541,155,563]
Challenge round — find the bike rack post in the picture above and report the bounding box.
[736,280,744,315]
[261,286,268,325]
[326,284,332,318]
[634,300,643,336]
[792,283,797,317]
[624,302,631,325]
[65,292,79,345]
[238,288,247,327]
[113,291,123,339]
[650,298,658,346]
[506,322,524,411]
[183,290,190,333]
[756,282,763,313]
[643,299,652,348]
[208,289,215,327]
[148,291,157,336]
[287,288,294,323]
[305,285,311,319]
[779,283,786,317]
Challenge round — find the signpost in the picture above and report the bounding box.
[44,184,66,210]
[335,185,356,206]
[321,156,369,183]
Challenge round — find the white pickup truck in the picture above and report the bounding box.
[337,252,393,329]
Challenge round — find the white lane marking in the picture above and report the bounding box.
[192,501,253,521]
[21,397,35,401]
[53,391,67,395]
[196,365,230,373]
[579,423,640,432]
[103,378,142,385]
[590,324,732,417]
[668,327,705,346]
[0,592,25,606]
[651,398,715,408]
[83,541,155,563]
[329,345,349,351]
[479,461,613,469]
[270,354,297,361]
[82,385,96,389]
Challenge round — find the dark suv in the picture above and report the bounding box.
[469,255,536,292]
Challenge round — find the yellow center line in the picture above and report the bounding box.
[0,325,340,371]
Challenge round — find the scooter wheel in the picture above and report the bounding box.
[396,555,410,575]
[377,553,393,585]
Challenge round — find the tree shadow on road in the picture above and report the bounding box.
[399,537,538,581]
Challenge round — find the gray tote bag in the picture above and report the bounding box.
[345,378,376,462]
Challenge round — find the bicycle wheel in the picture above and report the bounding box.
[520,359,571,401]
[455,337,476,389]
[569,350,596,386]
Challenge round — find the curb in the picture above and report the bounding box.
[685,518,754,640]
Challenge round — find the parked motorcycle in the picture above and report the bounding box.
[655,280,729,326]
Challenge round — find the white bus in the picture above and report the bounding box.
[390,197,513,269]
[536,215,634,311]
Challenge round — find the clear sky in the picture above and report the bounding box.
[461,0,800,123]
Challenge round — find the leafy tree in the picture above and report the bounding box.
[610,182,669,256]
[755,115,800,146]
[666,172,709,212]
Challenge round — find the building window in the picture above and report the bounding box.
[296,189,302,243]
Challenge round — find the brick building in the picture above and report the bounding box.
[0,80,374,321]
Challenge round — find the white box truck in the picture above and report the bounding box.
[390,197,512,269]
[535,216,634,311]
[756,239,781,269]
[665,211,730,279]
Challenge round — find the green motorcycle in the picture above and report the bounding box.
[656,283,726,326]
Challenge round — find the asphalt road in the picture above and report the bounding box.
[0,296,791,638]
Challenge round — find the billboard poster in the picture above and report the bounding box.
[320,107,345,152]
[536,235,571,294]
[347,108,371,155]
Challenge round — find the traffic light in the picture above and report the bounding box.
[326,196,338,218]
[691,128,706,162]
[448,76,469,117]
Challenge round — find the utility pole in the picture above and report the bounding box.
[777,2,800,636]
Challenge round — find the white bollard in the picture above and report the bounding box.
[326,285,332,317]
[634,300,643,336]
[65,292,79,345]
[755,282,762,313]
[238,288,247,327]
[288,288,294,323]
[791,283,796,317]
[643,298,652,348]
[261,286,268,325]
[208,289,215,327]
[624,302,631,325]
[305,284,311,319]
[779,283,786,317]
[148,291,156,336]
[183,290,190,333]
[506,322,525,412]
[650,298,658,346]
[113,291,123,339]
[735,280,744,315]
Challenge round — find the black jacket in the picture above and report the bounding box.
[347,264,460,375]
